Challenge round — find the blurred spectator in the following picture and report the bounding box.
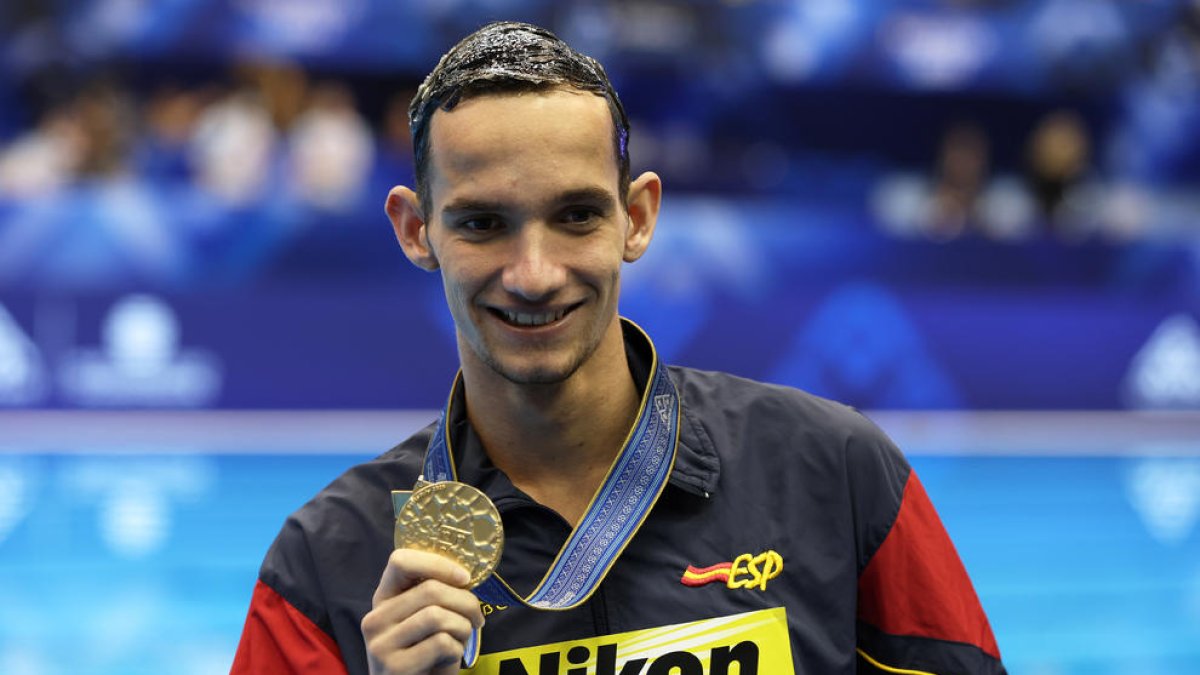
[1029,0,1132,90]
[136,85,209,182]
[928,122,989,239]
[188,87,278,206]
[238,62,309,131]
[1106,4,1200,188]
[288,83,374,212]
[380,91,413,157]
[1025,109,1092,222]
[1024,108,1134,243]
[0,78,134,197]
[73,81,134,178]
[371,90,416,198]
[0,104,85,198]
[1,1,1198,291]
[872,120,1036,242]
[1086,2,1200,243]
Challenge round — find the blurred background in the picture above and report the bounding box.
[1,0,1199,673]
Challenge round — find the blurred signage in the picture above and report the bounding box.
[58,295,222,408]
[0,304,46,406]
[1,276,1196,411]
[1124,314,1200,409]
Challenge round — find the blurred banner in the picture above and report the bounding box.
[2,205,1198,410]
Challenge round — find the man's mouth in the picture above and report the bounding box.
[492,304,578,328]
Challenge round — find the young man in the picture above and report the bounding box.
[233,22,1005,675]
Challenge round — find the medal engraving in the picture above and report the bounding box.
[394,481,503,588]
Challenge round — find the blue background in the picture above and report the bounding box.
[2,1,1200,673]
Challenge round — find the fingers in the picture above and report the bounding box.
[372,549,471,606]
[362,577,484,638]
[362,549,487,675]
[366,604,475,674]
[369,633,464,675]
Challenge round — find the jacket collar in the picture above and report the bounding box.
[445,318,721,505]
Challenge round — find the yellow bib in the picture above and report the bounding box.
[463,607,794,674]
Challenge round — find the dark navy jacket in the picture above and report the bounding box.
[233,331,1005,674]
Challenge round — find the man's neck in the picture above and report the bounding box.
[460,323,641,525]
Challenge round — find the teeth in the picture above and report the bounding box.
[502,308,567,327]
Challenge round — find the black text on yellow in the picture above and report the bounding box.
[495,640,760,675]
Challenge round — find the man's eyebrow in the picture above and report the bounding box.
[441,198,506,215]
[440,188,618,215]
[554,187,617,207]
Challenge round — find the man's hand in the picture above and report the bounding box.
[362,549,485,675]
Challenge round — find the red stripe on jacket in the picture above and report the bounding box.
[857,472,1001,661]
[232,579,348,674]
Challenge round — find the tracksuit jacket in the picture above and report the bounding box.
[233,324,1005,674]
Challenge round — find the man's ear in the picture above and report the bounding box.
[623,171,662,263]
[385,186,439,271]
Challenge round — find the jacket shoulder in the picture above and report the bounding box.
[667,365,903,460]
[667,366,910,567]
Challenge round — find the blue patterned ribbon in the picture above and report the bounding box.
[418,320,680,666]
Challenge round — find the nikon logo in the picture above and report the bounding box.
[496,640,759,675]
[473,608,792,674]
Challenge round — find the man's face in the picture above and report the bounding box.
[422,89,635,385]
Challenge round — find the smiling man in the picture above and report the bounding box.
[232,22,1006,675]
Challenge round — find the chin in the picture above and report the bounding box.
[486,350,588,386]
[494,362,575,386]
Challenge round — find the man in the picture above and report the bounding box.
[233,21,1005,675]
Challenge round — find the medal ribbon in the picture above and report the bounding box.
[419,320,680,664]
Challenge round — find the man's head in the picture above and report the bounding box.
[408,21,631,212]
[387,23,660,389]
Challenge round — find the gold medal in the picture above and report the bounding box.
[394,480,503,588]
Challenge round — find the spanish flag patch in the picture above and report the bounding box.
[680,562,733,587]
[681,551,784,590]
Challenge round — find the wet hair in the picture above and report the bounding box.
[408,21,631,212]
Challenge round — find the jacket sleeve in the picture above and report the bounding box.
[231,578,349,675]
[855,469,1006,675]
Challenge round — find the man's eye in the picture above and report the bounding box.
[459,216,501,233]
[562,208,599,225]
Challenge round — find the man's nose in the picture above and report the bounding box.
[501,226,567,301]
